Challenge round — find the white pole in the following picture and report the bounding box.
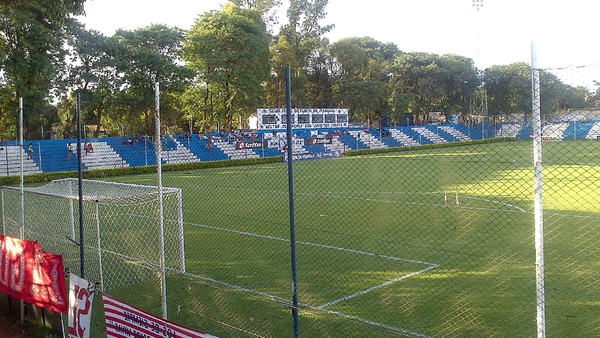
[531,40,546,338]
[69,180,75,241]
[155,82,168,319]
[95,203,104,290]
[176,189,185,273]
[18,97,25,325]
[1,189,5,235]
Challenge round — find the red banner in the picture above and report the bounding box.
[102,293,217,338]
[0,235,67,313]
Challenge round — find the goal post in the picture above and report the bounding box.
[1,178,185,293]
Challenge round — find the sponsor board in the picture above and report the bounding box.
[304,138,333,146]
[0,235,67,313]
[102,293,217,338]
[283,151,342,162]
[236,140,266,150]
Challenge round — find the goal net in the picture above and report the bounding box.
[1,178,185,292]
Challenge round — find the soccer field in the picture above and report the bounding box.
[87,140,598,337]
[8,140,599,337]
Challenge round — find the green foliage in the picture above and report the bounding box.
[1,0,599,139]
[329,37,400,125]
[389,53,478,124]
[0,1,74,139]
[110,24,194,135]
[184,3,270,131]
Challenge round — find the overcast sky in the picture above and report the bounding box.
[77,0,600,87]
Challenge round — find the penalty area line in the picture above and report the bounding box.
[181,270,433,338]
[316,263,439,310]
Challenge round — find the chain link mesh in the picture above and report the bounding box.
[2,68,600,337]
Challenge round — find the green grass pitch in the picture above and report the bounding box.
[82,140,599,337]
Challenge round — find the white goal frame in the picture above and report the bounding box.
[1,178,185,293]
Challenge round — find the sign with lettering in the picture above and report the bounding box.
[256,108,348,130]
[102,293,217,338]
[68,273,94,338]
[0,235,67,313]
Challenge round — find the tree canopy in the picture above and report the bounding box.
[0,0,597,139]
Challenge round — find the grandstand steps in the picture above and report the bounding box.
[412,127,447,144]
[390,129,420,146]
[496,123,523,138]
[0,146,42,176]
[213,140,260,159]
[542,123,569,140]
[586,122,600,140]
[80,142,129,169]
[162,139,200,164]
[439,126,472,142]
[348,131,387,148]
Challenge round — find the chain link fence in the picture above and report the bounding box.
[2,70,600,337]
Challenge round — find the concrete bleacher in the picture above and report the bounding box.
[80,142,129,169]
[212,139,260,160]
[496,123,523,138]
[542,123,569,140]
[390,129,420,146]
[585,122,600,140]
[411,127,446,144]
[19,121,600,176]
[0,146,41,176]
[161,136,200,164]
[348,130,387,149]
[439,126,472,142]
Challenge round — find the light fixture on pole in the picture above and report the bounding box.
[472,0,483,10]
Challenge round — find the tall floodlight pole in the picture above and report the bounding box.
[470,0,488,138]
[531,41,546,338]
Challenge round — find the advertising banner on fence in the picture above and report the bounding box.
[0,235,67,313]
[283,151,342,162]
[68,273,94,338]
[102,293,218,338]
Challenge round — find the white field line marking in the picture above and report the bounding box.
[320,308,434,338]
[180,270,433,338]
[188,222,440,307]
[317,264,439,310]
[194,185,527,213]
[188,222,437,266]
[186,222,439,337]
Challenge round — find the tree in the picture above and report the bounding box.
[389,53,477,124]
[59,20,119,138]
[184,3,270,131]
[330,37,400,125]
[110,24,194,136]
[268,0,333,107]
[0,0,84,138]
[227,0,282,30]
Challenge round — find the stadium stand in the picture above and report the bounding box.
[10,122,600,176]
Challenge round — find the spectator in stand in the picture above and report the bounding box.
[67,142,75,157]
[87,142,94,154]
[27,143,33,160]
